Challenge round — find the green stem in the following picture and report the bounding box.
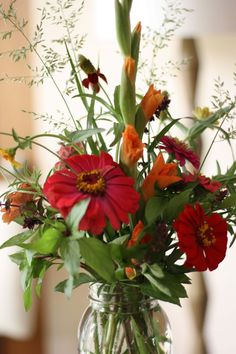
[104,313,118,354]
[93,311,100,354]
[199,115,228,172]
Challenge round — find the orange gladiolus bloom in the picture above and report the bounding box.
[122,125,144,166]
[141,84,164,121]
[124,56,136,83]
[128,220,151,247]
[142,152,182,200]
[1,183,34,223]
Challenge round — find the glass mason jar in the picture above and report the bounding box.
[78,283,173,354]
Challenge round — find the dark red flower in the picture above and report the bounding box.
[43,151,140,235]
[160,136,200,169]
[183,172,222,192]
[173,203,227,271]
[79,55,107,93]
[82,68,107,93]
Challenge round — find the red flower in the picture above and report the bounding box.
[173,203,227,271]
[160,136,200,169]
[43,151,140,235]
[183,172,222,192]
[82,68,107,93]
[79,55,107,93]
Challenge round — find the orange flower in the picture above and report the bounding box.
[121,125,144,166]
[128,220,151,247]
[142,152,182,200]
[141,84,164,121]
[0,148,21,168]
[1,183,34,223]
[124,56,136,83]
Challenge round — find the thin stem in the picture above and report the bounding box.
[1,9,78,129]
[59,1,89,112]
[199,115,228,172]
[0,165,24,180]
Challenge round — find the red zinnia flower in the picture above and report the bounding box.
[183,172,222,192]
[43,151,140,235]
[173,203,227,271]
[160,136,200,169]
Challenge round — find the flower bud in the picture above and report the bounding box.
[125,267,137,280]
[131,21,141,65]
[120,58,136,125]
[115,0,132,56]
[121,125,144,167]
[124,56,135,83]
[78,55,96,74]
[141,84,164,121]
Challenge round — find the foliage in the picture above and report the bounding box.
[0,0,236,314]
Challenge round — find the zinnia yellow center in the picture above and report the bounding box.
[198,222,216,247]
[77,169,106,195]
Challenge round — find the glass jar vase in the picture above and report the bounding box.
[78,283,173,354]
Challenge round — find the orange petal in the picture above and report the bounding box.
[122,125,144,166]
[141,84,164,120]
[142,152,182,200]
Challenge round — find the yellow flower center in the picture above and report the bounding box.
[77,169,106,195]
[198,222,216,247]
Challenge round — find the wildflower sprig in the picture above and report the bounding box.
[0,0,236,314]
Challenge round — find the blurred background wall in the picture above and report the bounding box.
[0,1,236,354]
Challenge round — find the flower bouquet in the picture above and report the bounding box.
[0,0,236,353]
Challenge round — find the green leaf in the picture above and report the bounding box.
[163,189,192,221]
[140,283,180,306]
[146,263,164,279]
[66,198,90,235]
[9,251,25,265]
[145,196,169,225]
[148,119,180,153]
[220,194,236,209]
[60,238,81,276]
[0,230,32,249]
[27,228,62,254]
[143,273,172,297]
[79,238,115,282]
[35,263,48,297]
[55,273,95,293]
[63,275,74,298]
[109,234,130,245]
[23,278,33,311]
[64,128,104,143]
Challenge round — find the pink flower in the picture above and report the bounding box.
[160,136,200,169]
[55,143,84,169]
[43,151,140,235]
